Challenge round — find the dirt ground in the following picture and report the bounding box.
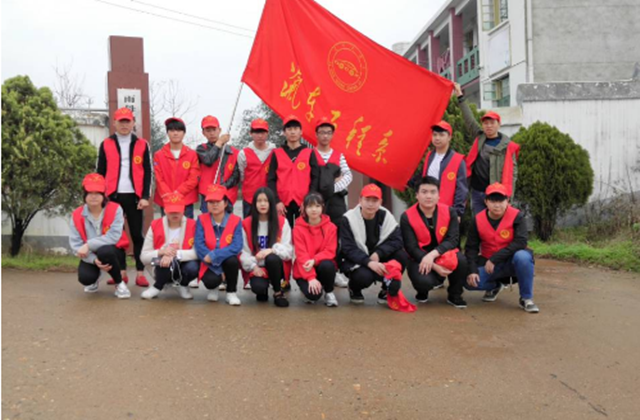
[2,259,639,419]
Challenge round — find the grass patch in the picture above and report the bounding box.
[2,254,137,273]
[529,226,640,273]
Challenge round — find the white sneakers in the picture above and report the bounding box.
[114,281,131,299]
[334,272,349,288]
[141,287,161,300]
[188,279,199,288]
[178,286,193,300]
[84,278,100,293]
[207,288,219,302]
[225,292,241,306]
[325,292,339,307]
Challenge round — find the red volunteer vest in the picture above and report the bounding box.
[72,202,130,250]
[103,137,147,198]
[198,213,241,279]
[314,149,341,167]
[150,218,196,250]
[476,206,520,259]
[405,203,451,249]
[241,216,292,280]
[465,139,520,196]
[421,150,465,207]
[242,148,272,205]
[198,145,240,204]
[153,144,199,206]
[274,147,312,206]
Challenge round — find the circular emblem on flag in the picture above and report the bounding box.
[447,172,456,181]
[227,163,234,171]
[500,230,511,239]
[439,227,448,237]
[225,234,233,245]
[182,161,191,169]
[188,238,194,247]
[297,162,307,171]
[133,156,142,165]
[327,41,368,93]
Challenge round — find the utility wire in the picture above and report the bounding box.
[93,0,254,39]
[130,0,255,33]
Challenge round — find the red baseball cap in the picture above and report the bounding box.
[485,182,508,197]
[165,117,185,126]
[82,173,106,193]
[205,185,227,202]
[201,115,220,129]
[361,184,382,200]
[251,118,269,131]
[315,116,335,131]
[163,193,186,213]
[283,115,301,127]
[431,120,452,135]
[113,107,134,121]
[481,111,501,124]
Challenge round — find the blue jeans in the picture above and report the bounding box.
[161,204,194,219]
[465,249,535,299]
[471,189,486,215]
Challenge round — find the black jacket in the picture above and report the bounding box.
[339,209,404,272]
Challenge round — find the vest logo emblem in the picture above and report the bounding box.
[447,171,456,181]
[133,156,143,165]
[225,234,233,245]
[188,238,194,247]
[439,227,448,237]
[500,229,511,239]
[297,162,307,171]
[227,163,234,171]
[103,225,110,234]
[265,165,270,173]
[182,161,191,170]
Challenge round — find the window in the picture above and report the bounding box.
[482,0,508,31]
[483,76,510,107]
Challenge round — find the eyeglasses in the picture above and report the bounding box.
[317,131,333,136]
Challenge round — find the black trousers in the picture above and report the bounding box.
[249,254,284,296]
[201,256,239,292]
[407,251,467,298]
[347,249,409,296]
[325,194,347,226]
[78,245,125,285]
[153,260,199,290]
[285,201,301,230]
[295,260,336,301]
[109,193,144,271]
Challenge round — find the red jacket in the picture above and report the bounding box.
[198,144,240,204]
[477,206,520,259]
[153,144,200,206]
[292,215,337,281]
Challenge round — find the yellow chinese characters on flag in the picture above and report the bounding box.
[242,0,453,190]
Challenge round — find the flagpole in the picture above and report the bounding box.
[213,82,244,185]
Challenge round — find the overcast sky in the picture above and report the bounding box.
[2,0,447,144]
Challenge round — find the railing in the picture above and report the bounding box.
[457,47,480,86]
[440,68,452,80]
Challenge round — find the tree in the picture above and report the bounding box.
[235,101,284,149]
[393,96,483,206]
[512,121,594,241]
[52,61,93,109]
[2,76,97,256]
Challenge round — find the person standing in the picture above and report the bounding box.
[96,107,152,287]
[237,119,276,218]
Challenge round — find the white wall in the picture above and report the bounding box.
[522,98,640,199]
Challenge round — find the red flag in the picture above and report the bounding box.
[242,0,453,190]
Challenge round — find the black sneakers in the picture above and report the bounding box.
[377,290,388,305]
[273,292,289,308]
[447,295,468,309]
[349,289,365,305]
[415,292,429,303]
[482,283,505,302]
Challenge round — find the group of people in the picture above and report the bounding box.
[69,83,539,313]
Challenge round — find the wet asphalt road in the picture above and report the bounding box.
[2,260,639,419]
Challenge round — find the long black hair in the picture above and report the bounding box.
[250,187,279,251]
[301,192,325,222]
